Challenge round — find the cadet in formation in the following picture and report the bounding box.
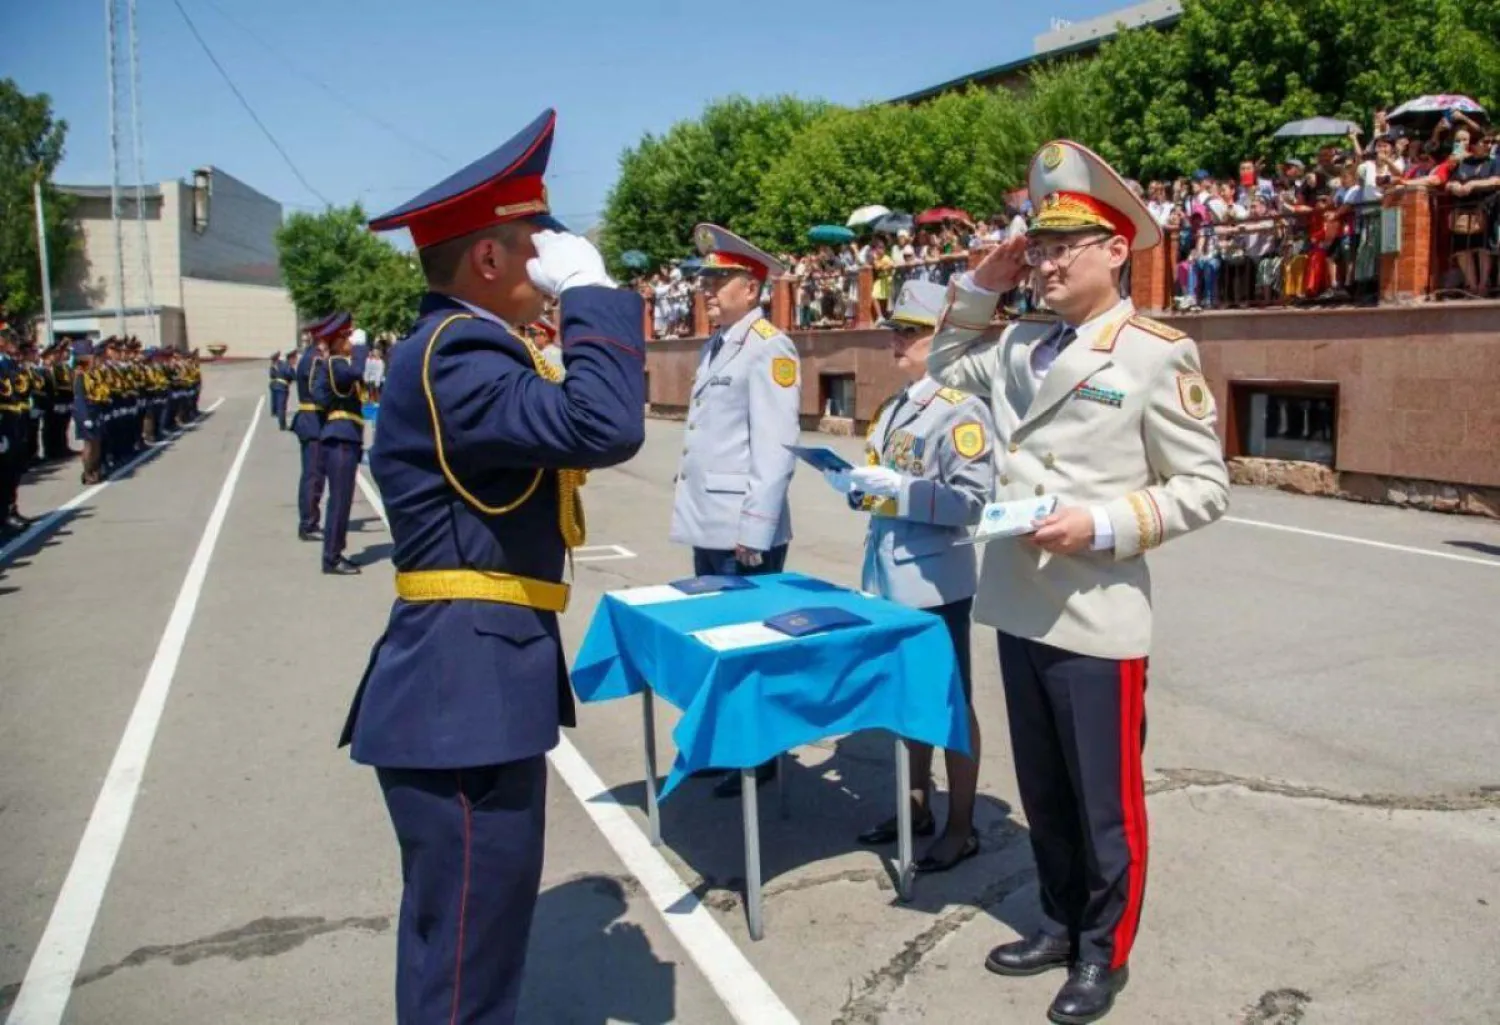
[312,319,365,575]
[340,109,646,1024]
[0,330,33,532]
[268,351,292,430]
[821,278,996,873]
[668,222,802,798]
[292,319,331,542]
[927,139,1230,1025]
[42,340,75,462]
[72,339,105,484]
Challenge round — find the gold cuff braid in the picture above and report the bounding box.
[523,336,588,549]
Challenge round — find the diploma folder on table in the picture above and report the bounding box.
[669,575,757,595]
[952,495,1060,546]
[785,445,854,473]
[764,606,870,638]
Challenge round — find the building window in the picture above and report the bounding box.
[1230,382,1337,465]
[192,168,212,234]
[821,373,856,419]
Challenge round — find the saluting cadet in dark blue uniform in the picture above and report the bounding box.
[311,317,366,575]
[267,351,292,429]
[339,109,646,1025]
[292,317,335,542]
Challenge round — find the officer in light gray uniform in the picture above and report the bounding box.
[670,223,801,798]
[825,278,996,873]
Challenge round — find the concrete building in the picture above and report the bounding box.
[50,166,296,358]
[891,0,1182,104]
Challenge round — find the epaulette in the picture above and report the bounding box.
[750,318,780,340]
[1127,315,1186,342]
[934,387,967,405]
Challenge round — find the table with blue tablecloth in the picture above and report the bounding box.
[573,571,969,938]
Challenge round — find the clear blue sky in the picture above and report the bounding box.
[8,0,1129,234]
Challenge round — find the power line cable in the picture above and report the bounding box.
[190,0,453,165]
[169,0,331,206]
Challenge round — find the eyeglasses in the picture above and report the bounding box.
[1023,237,1112,268]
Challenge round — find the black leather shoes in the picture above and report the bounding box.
[984,932,1072,977]
[322,557,361,575]
[1047,963,1127,1024]
[857,813,936,846]
[298,528,323,542]
[711,761,776,798]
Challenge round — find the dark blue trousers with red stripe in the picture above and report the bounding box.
[377,759,547,1025]
[298,438,325,534]
[997,632,1148,970]
[320,439,360,568]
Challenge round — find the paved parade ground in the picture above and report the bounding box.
[2,362,1498,1025]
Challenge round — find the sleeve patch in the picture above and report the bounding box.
[751,318,780,340]
[771,357,798,388]
[1128,315,1187,342]
[1176,372,1212,420]
[951,420,986,458]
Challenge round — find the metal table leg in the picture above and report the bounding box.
[642,688,661,846]
[776,751,790,820]
[896,737,914,902]
[742,767,764,940]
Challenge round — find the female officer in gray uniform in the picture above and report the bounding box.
[824,278,996,872]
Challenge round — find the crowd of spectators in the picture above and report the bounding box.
[1146,111,1499,308]
[631,108,1499,337]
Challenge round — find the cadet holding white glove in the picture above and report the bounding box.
[526,230,616,296]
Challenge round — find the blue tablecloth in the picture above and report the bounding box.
[573,572,969,798]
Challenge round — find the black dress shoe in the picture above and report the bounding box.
[913,832,980,874]
[322,557,361,575]
[985,932,1072,977]
[712,761,776,798]
[1048,963,1127,1025]
[298,528,323,542]
[857,813,936,846]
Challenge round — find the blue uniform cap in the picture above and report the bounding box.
[72,338,94,357]
[368,109,566,248]
[312,312,352,340]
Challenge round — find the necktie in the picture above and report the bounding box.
[1031,323,1076,377]
[708,331,725,362]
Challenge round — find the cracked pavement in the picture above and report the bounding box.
[2,365,1498,1023]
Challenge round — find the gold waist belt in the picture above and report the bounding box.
[394,569,569,612]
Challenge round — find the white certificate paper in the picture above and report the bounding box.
[610,585,721,607]
[691,622,798,652]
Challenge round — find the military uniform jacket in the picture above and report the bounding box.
[291,349,326,443]
[340,289,646,769]
[313,346,368,444]
[669,307,800,552]
[268,360,292,388]
[926,278,1229,659]
[858,377,995,610]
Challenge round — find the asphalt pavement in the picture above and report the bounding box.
[2,361,1496,1025]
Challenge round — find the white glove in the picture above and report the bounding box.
[84,421,94,430]
[849,465,905,498]
[526,230,616,296]
[0,435,7,454]
[822,469,854,494]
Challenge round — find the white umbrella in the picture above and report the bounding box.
[846,205,890,228]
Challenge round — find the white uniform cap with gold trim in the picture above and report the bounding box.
[881,279,947,329]
[692,223,787,280]
[1027,140,1162,252]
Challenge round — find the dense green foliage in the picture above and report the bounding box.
[599,0,1500,270]
[0,79,76,327]
[274,203,424,339]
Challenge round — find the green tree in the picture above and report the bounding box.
[598,96,832,273]
[275,203,424,339]
[336,244,425,340]
[0,79,76,328]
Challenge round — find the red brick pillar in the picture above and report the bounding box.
[693,290,708,338]
[771,276,794,330]
[640,290,655,341]
[1381,188,1435,302]
[1130,235,1173,313]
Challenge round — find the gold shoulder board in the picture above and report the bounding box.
[750,318,780,340]
[1127,315,1186,342]
[935,387,966,404]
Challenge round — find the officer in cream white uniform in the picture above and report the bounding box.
[669,223,800,798]
[824,278,995,874]
[925,140,1229,1024]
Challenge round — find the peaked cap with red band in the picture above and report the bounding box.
[1027,140,1161,252]
[693,223,786,281]
[368,109,567,248]
[312,312,352,340]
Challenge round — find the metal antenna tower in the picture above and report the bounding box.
[105,0,127,335]
[127,0,159,347]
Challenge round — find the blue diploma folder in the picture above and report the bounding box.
[764,605,870,637]
[669,575,757,595]
[785,445,854,473]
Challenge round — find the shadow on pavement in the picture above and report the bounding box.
[518,874,676,1025]
[1445,539,1500,558]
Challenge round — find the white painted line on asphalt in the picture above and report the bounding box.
[355,475,798,1025]
[4,398,262,1025]
[547,740,800,1025]
[355,467,386,525]
[1225,516,1500,569]
[574,543,638,562]
[0,396,227,566]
